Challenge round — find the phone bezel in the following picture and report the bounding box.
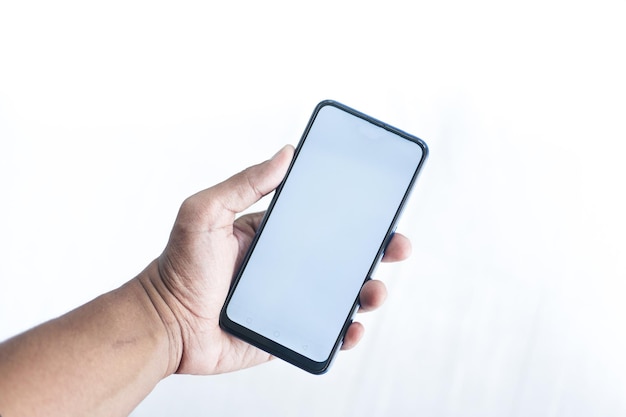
[219,100,428,374]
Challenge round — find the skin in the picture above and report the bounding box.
[0,145,412,417]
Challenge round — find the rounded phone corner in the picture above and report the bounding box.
[218,305,232,331]
[299,353,334,375]
[419,139,429,160]
[316,99,339,107]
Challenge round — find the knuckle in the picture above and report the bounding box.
[176,191,229,232]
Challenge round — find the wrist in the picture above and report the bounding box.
[134,260,184,377]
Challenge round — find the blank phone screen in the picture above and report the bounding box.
[225,104,424,363]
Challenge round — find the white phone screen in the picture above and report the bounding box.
[225,104,424,363]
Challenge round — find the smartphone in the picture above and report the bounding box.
[219,100,428,374]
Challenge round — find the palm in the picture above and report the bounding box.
[158,212,272,375]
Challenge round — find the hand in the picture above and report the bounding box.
[144,145,412,375]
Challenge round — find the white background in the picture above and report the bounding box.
[1,1,625,416]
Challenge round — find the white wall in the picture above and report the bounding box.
[1,1,625,416]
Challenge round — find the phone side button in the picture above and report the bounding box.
[341,305,360,346]
[340,319,354,347]
[382,228,397,257]
[370,228,396,278]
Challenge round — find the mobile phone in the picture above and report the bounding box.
[219,100,428,374]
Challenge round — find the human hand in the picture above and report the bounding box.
[142,145,412,376]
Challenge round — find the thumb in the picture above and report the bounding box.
[216,144,294,214]
[181,145,294,231]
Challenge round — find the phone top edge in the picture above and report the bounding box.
[315,99,429,157]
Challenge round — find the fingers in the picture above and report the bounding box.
[341,322,364,350]
[342,279,390,350]
[359,279,387,312]
[381,232,412,263]
[357,233,409,313]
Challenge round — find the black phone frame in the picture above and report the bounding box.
[219,99,428,374]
